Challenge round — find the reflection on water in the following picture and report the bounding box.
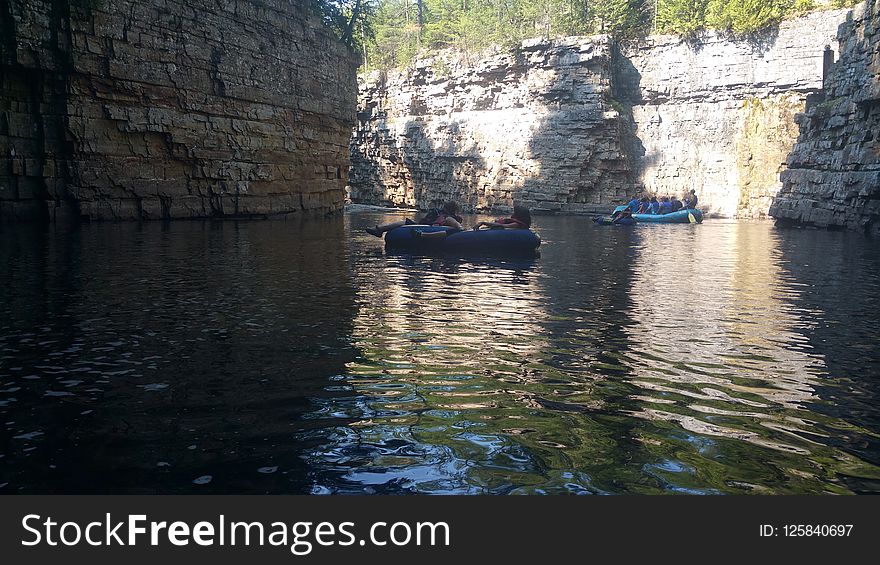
[622,223,857,493]
[0,220,356,493]
[1,213,879,493]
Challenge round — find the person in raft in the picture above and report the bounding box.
[364,201,464,237]
[624,196,642,213]
[683,189,698,210]
[609,208,634,224]
[472,206,532,230]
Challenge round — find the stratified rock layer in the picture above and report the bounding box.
[350,38,637,214]
[349,10,849,217]
[771,0,880,236]
[1,0,358,221]
[621,9,848,217]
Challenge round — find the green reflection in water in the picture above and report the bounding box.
[307,213,880,494]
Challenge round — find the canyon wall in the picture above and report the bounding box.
[770,0,880,236]
[1,0,358,221]
[620,9,848,218]
[349,10,849,217]
[350,38,636,214]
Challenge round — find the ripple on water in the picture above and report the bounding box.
[1,216,879,493]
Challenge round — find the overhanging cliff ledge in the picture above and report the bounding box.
[1,0,358,222]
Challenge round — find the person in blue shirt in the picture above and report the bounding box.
[658,196,673,214]
[648,196,660,214]
[625,197,641,213]
[670,196,683,212]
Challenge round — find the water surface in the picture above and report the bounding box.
[1,212,879,493]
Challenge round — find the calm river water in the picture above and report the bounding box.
[1,210,879,494]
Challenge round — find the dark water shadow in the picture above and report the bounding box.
[772,227,880,491]
[0,219,358,493]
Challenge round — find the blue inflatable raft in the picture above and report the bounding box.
[383,225,541,255]
[612,206,703,224]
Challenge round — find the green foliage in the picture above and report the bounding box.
[358,0,855,69]
[791,0,817,16]
[361,0,654,69]
[706,0,791,35]
[655,0,709,35]
[369,0,422,68]
[311,0,378,50]
[594,0,652,36]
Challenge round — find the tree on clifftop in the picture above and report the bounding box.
[313,0,378,50]
[655,0,709,35]
[593,0,651,36]
[353,0,841,70]
[706,0,815,35]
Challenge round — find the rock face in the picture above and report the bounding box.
[1,0,358,221]
[770,0,880,236]
[350,10,849,217]
[350,38,636,213]
[621,9,848,218]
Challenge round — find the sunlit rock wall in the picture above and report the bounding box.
[771,0,880,236]
[351,9,849,217]
[349,38,638,213]
[617,9,849,218]
[1,0,358,221]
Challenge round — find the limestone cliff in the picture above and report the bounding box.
[620,9,848,217]
[1,0,358,221]
[350,38,636,214]
[349,10,849,217]
[771,0,880,236]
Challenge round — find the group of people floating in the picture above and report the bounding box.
[609,189,699,223]
[364,189,700,236]
[365,201,532,239]
[629,189,698,214]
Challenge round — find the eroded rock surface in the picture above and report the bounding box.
[350,38,636,214]
[771,0,880,236]
[622,9,848,217]
[1,0,358,221]
[350,10,849,217]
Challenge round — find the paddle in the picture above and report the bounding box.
[688,210,696,224]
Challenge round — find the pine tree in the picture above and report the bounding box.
[706,0,791,34]
[655,0,709,36]
[593,0,651,36]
